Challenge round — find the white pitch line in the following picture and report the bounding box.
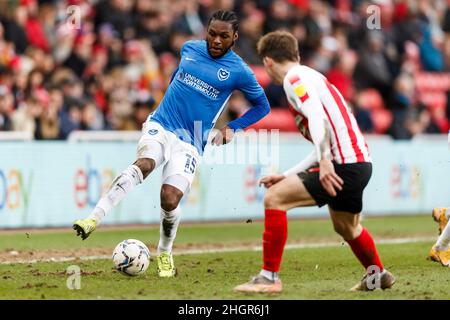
[0,236,436,265]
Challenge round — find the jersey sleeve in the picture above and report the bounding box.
[227,63,270,131]
[284,73,331,161]
[180,41,191,57]
[237,64,266,101]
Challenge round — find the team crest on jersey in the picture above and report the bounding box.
[217,68,230,81]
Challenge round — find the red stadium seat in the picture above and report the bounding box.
[371,108,393,134]
[420,92,447,110]
[415,72,450,93]
[358,89,385,110]
[250,65,272,88]
[246,108,298,132]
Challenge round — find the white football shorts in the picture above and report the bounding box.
[136,121,200,194]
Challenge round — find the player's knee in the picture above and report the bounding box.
[333,222,346,237]
[134,158,155,179]
[333,222,356,240]
[160,187,182,212]
[264,189,281,209]
[161,196,180,212]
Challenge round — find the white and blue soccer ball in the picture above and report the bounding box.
[112,239,150,276]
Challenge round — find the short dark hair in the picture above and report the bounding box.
[257,31,299,63]
[208,10,239,32]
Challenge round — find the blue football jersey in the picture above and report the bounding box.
[147,40,266,154]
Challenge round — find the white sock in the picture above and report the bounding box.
[435,220,450,251]
[157,206,181,254]
[88,165,143,225]
[260,269,279,281]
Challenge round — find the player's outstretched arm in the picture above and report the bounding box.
[259,174,286,188]
[211,94,270,146]
[259,150,317,189]
[283,150,318,177]
[227,94,270,131]
[224,64,270,137]
[308,113,343,197]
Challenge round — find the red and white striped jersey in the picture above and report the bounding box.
[283,65,371,164]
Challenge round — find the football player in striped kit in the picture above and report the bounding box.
[234,30,395,293]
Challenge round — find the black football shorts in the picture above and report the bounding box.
[297,162,372,214]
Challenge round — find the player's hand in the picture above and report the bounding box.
[211,126,234,146]
[319,159,343,197]
[259,175,286,188]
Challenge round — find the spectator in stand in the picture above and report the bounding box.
[3,4,29,54]
[63,32,95,78]
[22,0,50,53]
[95,0,135,40]
[80,99,106,131]
[132,90,155,130]
[11,90,46,136]
[352,91,374,134]
[59,97,83,139]
[419,24,444,72]
[404,103,441,137]
[0,0,448,140]
[353,31,392,98]
[0,85,13,131]
[326,50,356,102]
[387,74,415,139]
[234,10,265,65]
[35,88,60,140]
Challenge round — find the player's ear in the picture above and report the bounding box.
[233,32,239,42]
[263,57,273,67]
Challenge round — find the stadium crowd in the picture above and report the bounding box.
[0,0,449,140]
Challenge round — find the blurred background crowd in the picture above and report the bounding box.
[0,0,449,140]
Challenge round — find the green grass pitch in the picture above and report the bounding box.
[0,215,449,300]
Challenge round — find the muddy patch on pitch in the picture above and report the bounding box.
[0,247,112,264]
[0,242,261,264]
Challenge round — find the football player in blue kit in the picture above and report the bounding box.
[73,10,270,277]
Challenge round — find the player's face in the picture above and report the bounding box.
[206,20,238,58]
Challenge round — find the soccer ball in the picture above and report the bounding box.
[112,239,150,276]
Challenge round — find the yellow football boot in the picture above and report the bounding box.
[432,208,448,235]
[73,218,97,240]
[157,252,176,277]
[429,245,450,267]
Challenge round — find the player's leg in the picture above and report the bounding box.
[73,157,159,240]
[156,179,187,278]
[156,140,199,277]
[234,175,316,293]
[429,207,450,266]
[328,208,395,291]
[73,123,167,240]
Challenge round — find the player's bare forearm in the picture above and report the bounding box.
[310,119,342,196]
[309,117,332,162]
[319,120,332,161]
[259,174,285,188]
[283,150,317,176]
